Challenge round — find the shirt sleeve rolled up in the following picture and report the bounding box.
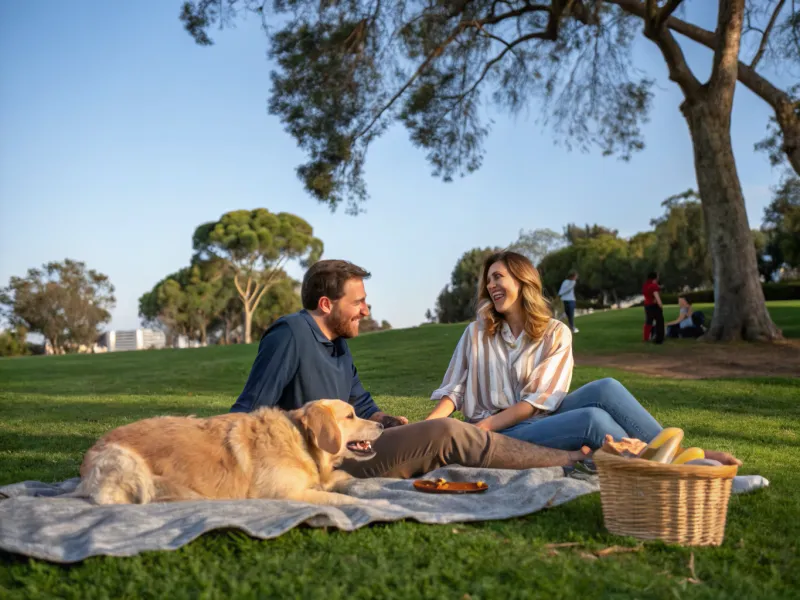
[519,323,574,413]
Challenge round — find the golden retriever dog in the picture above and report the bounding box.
[75,399,384,506]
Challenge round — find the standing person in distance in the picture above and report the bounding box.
[558,270,579,334]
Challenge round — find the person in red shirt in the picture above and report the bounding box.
[642,272,664,344]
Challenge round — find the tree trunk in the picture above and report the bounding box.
[243,306,253,344]
[681,96,782,341]
[200,322,207,346]
[223,317,231,345]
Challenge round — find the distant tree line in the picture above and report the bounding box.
[431,177,800,323]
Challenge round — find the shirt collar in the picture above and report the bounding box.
[500,321,523,346]
[300,309,333,345]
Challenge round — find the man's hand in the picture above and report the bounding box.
[475,419,493,432]
[704,450,743,466]
[370,412,409,428]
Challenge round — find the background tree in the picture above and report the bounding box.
[139,270,193,347]
[511,228,565,267]
[184,260,229,345]
[1,259,115,354]
[0,326,29,357]
[628,230,659,285]
[574,235,639,305]
[538,245,581,300]
[182,0,797,341]
[564,224,620,246]
[249,275,303,337]
[435,247,500,323]
[192,209,323,343]
[762,175,800,277]
[649,190,713,291]
[357,305,393,333]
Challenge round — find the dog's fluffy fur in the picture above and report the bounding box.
[75,400,384,506]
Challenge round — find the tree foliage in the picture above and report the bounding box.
[358,305,393,333]
[1,259,115,354]
[181,0,798,340]
[139,262,301,345]
[564,223,620,245]
[192,209,323,343]
[435,247,500,323]
[648,189,712,291]
[0,326,29,358]
[182,1,799,205]
[761,175,800,276]
[511,228,565,267]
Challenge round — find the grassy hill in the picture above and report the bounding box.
[1,304,798,598]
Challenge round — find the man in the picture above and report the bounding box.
[232,259,589,479]
[642,272,664,344]
[557,270,579,334]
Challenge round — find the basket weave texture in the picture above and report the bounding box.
[593,449,738,546]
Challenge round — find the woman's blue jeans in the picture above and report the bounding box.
[499,378,663,450]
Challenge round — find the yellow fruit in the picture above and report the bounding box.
[638,428,684,460]
[672,448,705,465]
[651,434,684,464]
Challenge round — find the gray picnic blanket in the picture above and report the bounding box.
[0,466,598,563]
[0,467,768,564]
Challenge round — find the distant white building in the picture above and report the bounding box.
[100,329,167,352]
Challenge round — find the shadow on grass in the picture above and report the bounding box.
[686,426,800,450]
[0,398,231,421]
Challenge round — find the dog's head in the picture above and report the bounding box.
[297,400,384,461]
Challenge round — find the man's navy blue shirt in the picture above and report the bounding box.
[230,310,381,418]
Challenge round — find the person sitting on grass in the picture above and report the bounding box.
[230,259,593,479]
[425,250,741,466]
[666,296,704,339]
[666,296,697,338]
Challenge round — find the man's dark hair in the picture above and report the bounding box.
[301,260,371,310]
[647,271,659,281]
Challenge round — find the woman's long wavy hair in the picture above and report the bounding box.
[477,250,553,341]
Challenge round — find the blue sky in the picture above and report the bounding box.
[0,2,790,331]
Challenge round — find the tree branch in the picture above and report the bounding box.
[658,0,684,25]
[708,0,746,111]
[233,274,246,299]
[355,3,555,141]
[250,256,289,310]
[608,0,793,108]
[444,30,554,103]
[611,0,701,97]
[750,0,786,68]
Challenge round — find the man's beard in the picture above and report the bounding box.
[329,307,360,339]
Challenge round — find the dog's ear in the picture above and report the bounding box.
[302,404,342,455]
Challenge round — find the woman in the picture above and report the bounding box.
[425,251,740,465]
[666,296,703,339]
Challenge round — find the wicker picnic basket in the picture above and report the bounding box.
[593,450,738,546]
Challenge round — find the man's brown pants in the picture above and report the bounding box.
[341,418,571,479]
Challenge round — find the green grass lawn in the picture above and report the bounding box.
[570,300,800,354]
[1,305,799,598]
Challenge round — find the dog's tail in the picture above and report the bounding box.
[76,443,156,505]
